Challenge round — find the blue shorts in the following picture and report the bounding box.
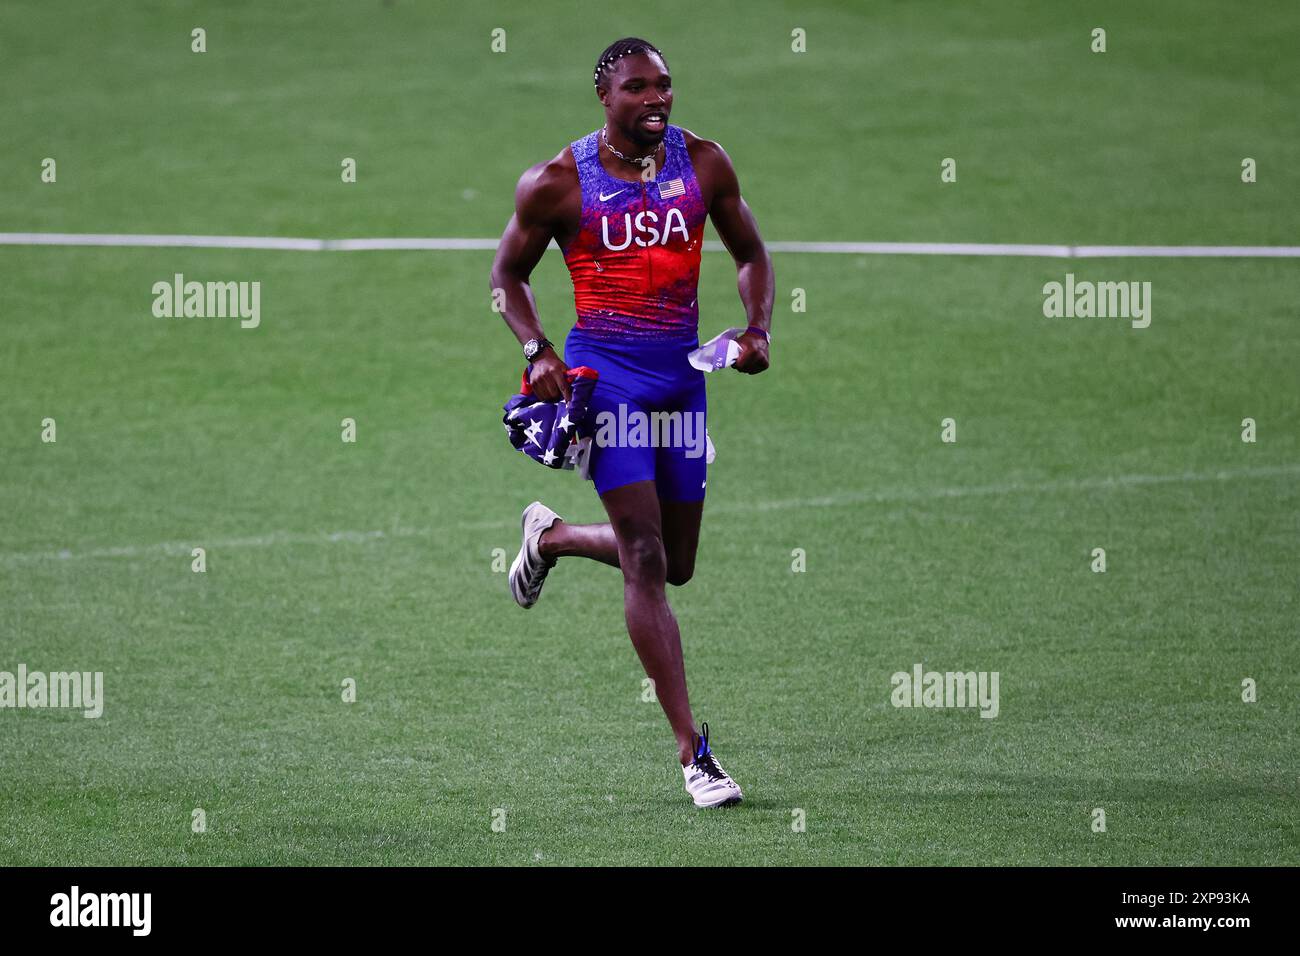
[564,327,708,502]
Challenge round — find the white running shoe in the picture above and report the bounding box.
[682,722,743,808]
[509,501,561,609]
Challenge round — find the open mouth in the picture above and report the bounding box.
[639,111,667,132]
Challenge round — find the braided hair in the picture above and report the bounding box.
[593,37,667,90]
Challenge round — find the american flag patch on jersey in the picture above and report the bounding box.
[657,177,685,200]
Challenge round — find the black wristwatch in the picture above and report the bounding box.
[523,337,554,362]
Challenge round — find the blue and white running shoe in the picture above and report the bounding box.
[682,722,743,808]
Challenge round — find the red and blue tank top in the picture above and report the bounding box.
[561,125,708,340]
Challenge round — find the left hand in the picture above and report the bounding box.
[733,331,770,374]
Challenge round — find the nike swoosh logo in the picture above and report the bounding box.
[598,188,628,202]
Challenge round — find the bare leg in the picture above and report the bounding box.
[595,481,698,764]
[538,520,619,567]
[539,498,703,586]
[659,498,704,587]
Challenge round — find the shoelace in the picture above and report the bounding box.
[693,750,729,782]
[691,722,730,782]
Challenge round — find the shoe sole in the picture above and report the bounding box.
[509,501,556,609]
[508,503,536,608]
[694,794,743,809]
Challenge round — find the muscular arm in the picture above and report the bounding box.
[489,162,573,401]
[701,142,774,372]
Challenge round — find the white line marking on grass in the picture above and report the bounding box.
[3,463,1295,566]
[327,237,498,251]
[1070,245,1300,259]
[0,528,420,565]
[2,233,1299,258]
[0,233,328,251]
[746,463,1300,512]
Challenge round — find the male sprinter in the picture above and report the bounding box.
[489,38,773,808]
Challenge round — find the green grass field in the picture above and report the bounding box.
[1,0,1297,865]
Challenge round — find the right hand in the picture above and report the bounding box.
[528,349,571,403]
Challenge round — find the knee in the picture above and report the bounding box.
[666,559,694,587]
[621,531,667,583]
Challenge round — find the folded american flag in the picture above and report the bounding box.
[502,365,599,469]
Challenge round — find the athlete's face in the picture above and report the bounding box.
[599,53,672,148]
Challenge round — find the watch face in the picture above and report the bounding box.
[524,340,538,360]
